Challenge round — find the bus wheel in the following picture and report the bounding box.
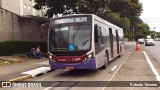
[99,64,106,69]
[118,46,122,58]
[100,52,109,69]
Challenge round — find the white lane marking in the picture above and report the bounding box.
[143,51,160,81]
[43,87,52,90]
[21,67,51,77]
[111,65,117,72]
[43,82,60,90]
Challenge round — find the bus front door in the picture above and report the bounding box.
[116,30,119,54]
[109,28,114,58]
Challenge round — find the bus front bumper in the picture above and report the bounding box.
[49,58,97,70]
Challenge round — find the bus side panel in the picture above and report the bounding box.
[109,28,123,59]
[94,19,109,68]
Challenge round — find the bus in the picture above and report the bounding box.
[48,14,124,70]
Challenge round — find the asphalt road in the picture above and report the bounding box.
[1,42,135,90]
[140,41,160,64]
[2,42,160,90]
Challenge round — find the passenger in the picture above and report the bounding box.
[27,46,41,59]
[30,47,40,59]
[35,46,42,59]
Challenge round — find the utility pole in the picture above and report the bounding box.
[133,26,134,42]
[132,21,136,42]
[154,27,157,40]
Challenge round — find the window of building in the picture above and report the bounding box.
[28,5,31,10]
[24,4,27,9]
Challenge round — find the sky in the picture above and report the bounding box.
[140,0,160,32]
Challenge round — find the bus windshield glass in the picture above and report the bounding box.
[49,24,91,51]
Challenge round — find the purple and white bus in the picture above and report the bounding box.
[48,14,124,70]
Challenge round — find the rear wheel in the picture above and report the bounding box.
[118,46,122,58]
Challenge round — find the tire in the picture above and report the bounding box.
[118,46,122,58]
[100,65,107,69]
[100,51,109,69]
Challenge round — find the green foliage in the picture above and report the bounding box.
[134,22,150,40]
[0,41,47,56]
[105,13,130,32]
[109,0,142,18]
[34,0,147,41]
[34,0,110,18]
[124,32,132,40]
[157,32,160,38]
[149,31,157,39]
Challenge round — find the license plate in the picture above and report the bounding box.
[66,66,74,70]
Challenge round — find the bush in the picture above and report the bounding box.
[0,41,47,56]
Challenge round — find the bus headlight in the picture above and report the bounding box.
[83,53,93,62]
[88,54,92,59]
[49,56,56,61]
[49,56,52,60]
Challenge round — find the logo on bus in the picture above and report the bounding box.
[69,44,76,50]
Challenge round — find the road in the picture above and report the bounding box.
[140,41,160,64]
[1,42,160,90]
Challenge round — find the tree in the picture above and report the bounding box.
[34,0,110,18]
[109,0,143,40]
[157,32,160,38]
[108,0,142,18]
[105,13,130,32]
[134,22,150,40]
[34,0,149,41]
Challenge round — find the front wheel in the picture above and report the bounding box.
[100,65,107,69]
[99,52,109,69]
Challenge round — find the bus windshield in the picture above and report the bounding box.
[49,24,91,52]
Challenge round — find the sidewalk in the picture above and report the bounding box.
[0,56,49,81]
[105,51,160,90]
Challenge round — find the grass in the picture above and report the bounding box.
[0,55,35,66]
[0,59,15,66]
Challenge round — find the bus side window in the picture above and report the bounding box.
[94,24,102,45]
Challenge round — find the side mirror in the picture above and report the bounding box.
[40,23,49,39]
[41,23,49,28]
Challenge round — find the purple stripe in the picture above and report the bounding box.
[49,58,97,70]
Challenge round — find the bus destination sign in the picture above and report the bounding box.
[52,16,90,25]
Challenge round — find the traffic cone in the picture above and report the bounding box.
[135,42,140,51]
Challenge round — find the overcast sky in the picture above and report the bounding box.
[140,0,160,32]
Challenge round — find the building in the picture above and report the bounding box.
[0,7,49,42]
[1,0,45,16]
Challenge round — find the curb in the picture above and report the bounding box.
[9,74,32,81]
